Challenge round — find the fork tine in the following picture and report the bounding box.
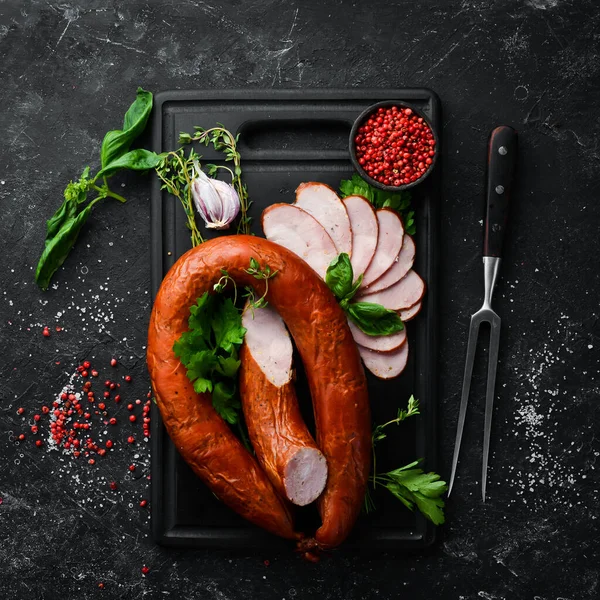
[448,314,483,496]
[481,317,501,502]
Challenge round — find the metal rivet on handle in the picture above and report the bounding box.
[498,146,507,155]
[495,185,505,194]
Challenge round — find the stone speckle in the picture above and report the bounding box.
[1,0,599,598]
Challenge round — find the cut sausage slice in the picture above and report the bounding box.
[361,209,405,287]
[358,341,409,379]
[364,235,415,294]
[240,305,328,506]
[262,204,337,279]
[348,319,407,352]
[342,195,378,281]
[359,270,425,311]
[399,301,422,322]
[295,182,352,256]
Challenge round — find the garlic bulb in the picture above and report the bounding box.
[191,161,240,230]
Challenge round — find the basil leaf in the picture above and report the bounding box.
[100,88,153,168]
[347,273,363,301]
[45,196,78,240]
[96,149,162,179]
[35,205,93,291]
[346,301,404,336]
[326,253,354,300]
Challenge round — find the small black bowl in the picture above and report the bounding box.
[349,100,439,192]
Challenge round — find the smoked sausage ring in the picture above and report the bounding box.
[147,236,371,549]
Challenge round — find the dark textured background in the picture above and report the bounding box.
[1,1,599,598]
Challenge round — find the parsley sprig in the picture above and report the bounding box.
[365,396,448,525]
[173,292,246,426]
[339,173,415,235]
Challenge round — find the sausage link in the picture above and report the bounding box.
[240,305,327,506]
[147,236,370,548]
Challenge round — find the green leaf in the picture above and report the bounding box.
[173,329,209,365]
[347,273,363,300]
[212,298,246,352]
[188,292,215,334]
[346,301,404,336]
[186,349,218,384]
[193,376,213,394]
[325,253,354,300]
[100,88,153,168]
[411,492,446,525]
[45,196,79,240]
[212,380,240,424]
[382,461,448,525]
[216,355,241,378]
[96,149,163,179]
[35,204,93,290]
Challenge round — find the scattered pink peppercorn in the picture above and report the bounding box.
[127,436,135,444]
[110,358,117,367]
[91,370,99,378]
[43,326,50,337]
[105,440,113,449]
[18,434,25,441]
[17,407,24,415]
[35,440,43,448]
[129,415,137,423]
[125,375,132,383]
[109,481,118,490]
[83,361,91,369]
[109,418,117,425]
[140,499,148,508]
[141,566,149,575]
[128,464,136,472]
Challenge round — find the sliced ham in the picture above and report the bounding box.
[399,301,422,322]
[359,270,425,311]
[358,341,409,379]
[295,182,352,256]
[262,203,337,280]
[364,235,415,294]
[241,305,328,506]
[342,195,378,281]
[361,209,405,287]
[348,319,407,352]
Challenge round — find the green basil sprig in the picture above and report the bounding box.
[325,253,404,336]
[35,88,162,290]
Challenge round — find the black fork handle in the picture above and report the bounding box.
[483,126,518,258]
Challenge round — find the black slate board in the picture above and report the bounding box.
[150,89,441,551]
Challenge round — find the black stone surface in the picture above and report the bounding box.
[1,1,599,598]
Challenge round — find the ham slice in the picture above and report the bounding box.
[348,319,407,352]
[358,341,409,379]
[295,182,352,256]
[262,203,337,280]
[241,305,328,506]
[342,195,378,281]
[399,302,422,322]
[359,270,425,311]
[364,235,415,294]
[361,209,405,287]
